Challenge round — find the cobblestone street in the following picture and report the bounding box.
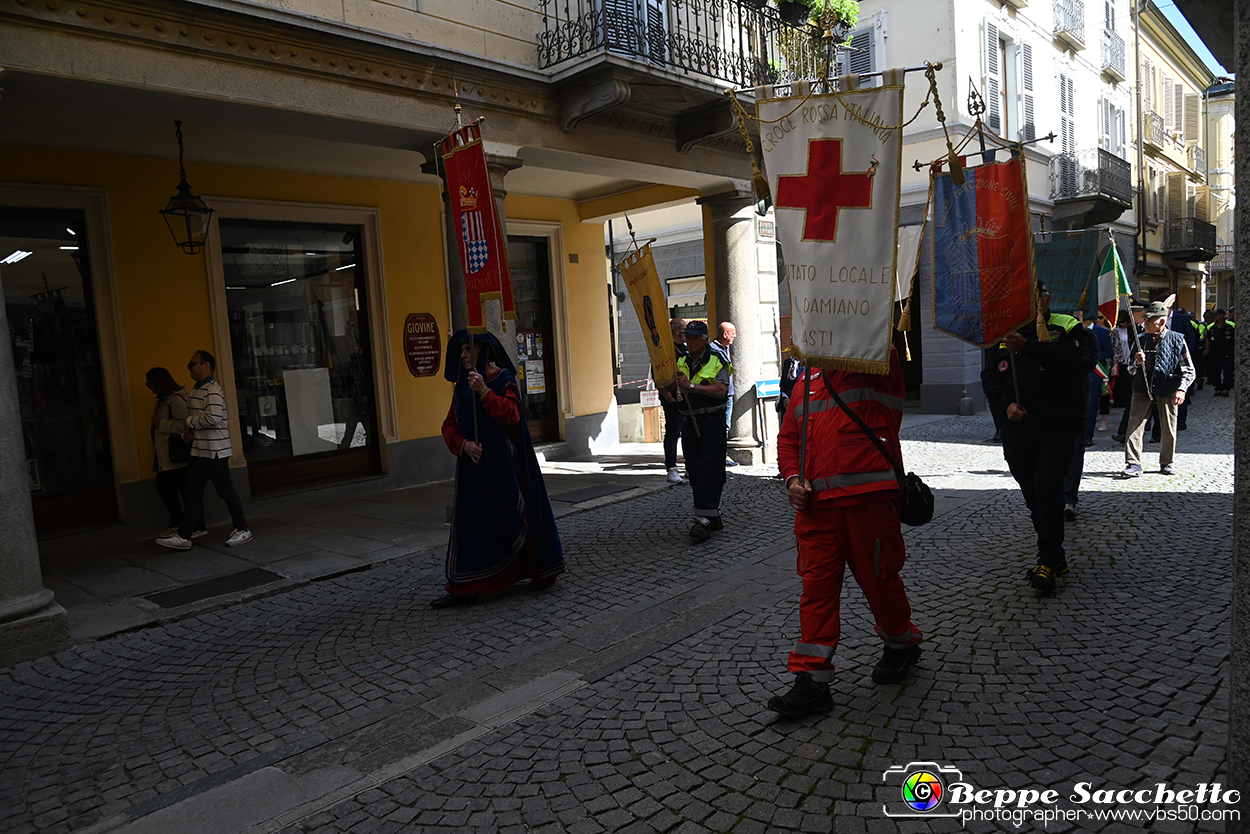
[0,392,1235,834]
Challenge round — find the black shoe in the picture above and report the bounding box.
[527,577,557,592]
[1148,435,1160,444]
[689,519,712,541]
[430,593,477,609]
[987,430,1002,444]
[1026,565,1057,594]
[1084,437,1094,447]
[708,517,724,532]
[872,645,922,684]
[1178,423,1187,431]
[1063,503,1077,521]
[1111,434,1125,443]
[767,672,833,716]
[1055,560,1070,576]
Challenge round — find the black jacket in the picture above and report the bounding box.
[981,313,1094,434]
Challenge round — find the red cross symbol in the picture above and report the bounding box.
[775,139,874,242]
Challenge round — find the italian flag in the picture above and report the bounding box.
[1098,244,1131,324]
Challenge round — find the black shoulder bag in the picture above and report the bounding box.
[822,375,934,527]
[166,395,193,463]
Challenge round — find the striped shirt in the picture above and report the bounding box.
[185,376,233,458]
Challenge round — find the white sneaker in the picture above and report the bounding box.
[189,530,209,539]
[156,534,192,550]
[666,466,684,484]
[225,529,253,547]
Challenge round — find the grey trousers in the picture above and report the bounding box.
[1125,389,1178,468]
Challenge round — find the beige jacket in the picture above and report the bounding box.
[151,388,191,472]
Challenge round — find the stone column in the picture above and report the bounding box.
[1228,5,1249,827]
[485,154,523,349]
[0,281,70,666]
[421,156,468,333]
[699,190,768,465]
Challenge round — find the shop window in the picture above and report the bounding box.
[220,221,380,493]
[1,208,116,531]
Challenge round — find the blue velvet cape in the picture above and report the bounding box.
[444,331,564,588]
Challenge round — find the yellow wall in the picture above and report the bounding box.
[505,194,614,419]
[1,143,450,482]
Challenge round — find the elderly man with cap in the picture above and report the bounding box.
[675,320,732,540]
[982,281,1093,594]
[1119,301,1196,479]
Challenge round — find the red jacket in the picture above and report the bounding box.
[777,349,905,505]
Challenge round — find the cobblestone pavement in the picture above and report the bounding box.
[0,391,1235,834]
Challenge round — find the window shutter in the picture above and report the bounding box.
[602,0,637,52]
[1172,81,1185,134]
[1155,174,1166,223]
[1105,0,1115,31]
[1059,72,1076,155]
[1019,42,1035,141]
[1142,58,1154,114]
[1166,171,1186,221]
[1100,98,1113,151]
[644,0,667,65]
[1184,93,1200,142]
[1161,73,1174,128]
[839,26,875,83]
[1195,185,1210,222]
[1116,107,1127,159]
[984,18,1001,134]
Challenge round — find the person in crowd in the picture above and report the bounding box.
[145,367,205,540]
[1169,307,1197,430]
[982,283,1088,594]
[777,345,803,417]
[658,318,689,484]
[1060,312,1104,521]
[676,320,732,540]
[1110,310,1134,411]
[434,330,564,609]
[1095,314,1112,432]
[1112,304,1154,443]
[1192,312,1208,391]
[768,346,922,717]
[715,321,739,466]
[1206,308,1236,396]
[1120,302,1196,478]
[156,351,253,550]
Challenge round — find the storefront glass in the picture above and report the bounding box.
[1,208,116,530]
[220,221,379,493]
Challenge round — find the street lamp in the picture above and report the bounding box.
[158,120,214,256]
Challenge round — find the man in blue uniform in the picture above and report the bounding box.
[675,320,732,541]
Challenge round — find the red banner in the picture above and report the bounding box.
[441,123,515,333]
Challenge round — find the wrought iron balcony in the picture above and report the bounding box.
[537,0,821,88]
[1101,29,1125,80]
[1144,111,1167,148]
[1054,0,1085,51]
[1188,144,1206,176]
[1163,217,1217,260]
[1049,147,1132,205]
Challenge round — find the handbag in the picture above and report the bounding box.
[164,395,193,463]
[821,375,934,527]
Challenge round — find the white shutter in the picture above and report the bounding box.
[644,0,666,64]
[984,18,1002,134]
[1099,98,1112,151]
[1161,73,1174,128]
[1105,0,1115,30]
[1184,93,1200,142]
[1018,42,1035,141]
[1172,81,1185,133]
[1142,57,1153,114]
[1116,106,1127,159]
[1059,72,1076,154]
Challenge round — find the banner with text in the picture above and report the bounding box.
[619,244,679,389]
[930,156,1036,347]
[1033,229,1103,321]
[759,76,904,373]
[441,122,516,334]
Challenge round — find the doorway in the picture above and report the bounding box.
[1,208,117,532]
[219,220,382,494]
[508,236,559,443]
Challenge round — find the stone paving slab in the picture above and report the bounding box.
[0,392,1235,834]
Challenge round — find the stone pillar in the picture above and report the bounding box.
[700,190,768,465]
[0,281,70,666]
[421,156,468,334]
[485,154,523,349]
[1228,5,1249,826]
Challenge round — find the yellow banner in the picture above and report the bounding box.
[618,244,678,389]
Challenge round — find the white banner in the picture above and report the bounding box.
[760,75,904,373]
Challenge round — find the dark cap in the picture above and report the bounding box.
[1142,301,1168,319]
[683,320,709,338]
[1036,280,1048,294]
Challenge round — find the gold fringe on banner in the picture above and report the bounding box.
[787,346,890,375]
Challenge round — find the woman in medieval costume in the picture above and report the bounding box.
[433,329,564,609]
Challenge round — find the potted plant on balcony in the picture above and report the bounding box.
[773,0,859,33]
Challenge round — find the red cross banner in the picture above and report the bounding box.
[441,122,516,334]
[758,74,905,373]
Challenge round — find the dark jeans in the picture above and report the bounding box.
[1211,353,1235,390]
[178,456,248,538]
[1111,366,1132,407]
[1003,424,1076,569]
[661,400,686,469]
[681,411,727,517]
[155,467,204,530]
[1063,432,1085,506]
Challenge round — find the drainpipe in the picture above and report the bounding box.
[1134,0,1146,295]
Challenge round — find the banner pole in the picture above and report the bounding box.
[797,365,812,486]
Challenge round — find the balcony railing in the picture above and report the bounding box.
[537,0,821,87]
[1054,0,1085,50]
[1101,29,1125,80]
[1049,147,1133,205]
[1163,217,1217,258]
[1145,111,1167,147]
[1188,144,1207,175]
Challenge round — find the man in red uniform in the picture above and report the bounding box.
[768,348,923,716]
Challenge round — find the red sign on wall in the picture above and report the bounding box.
[403,313,441,378]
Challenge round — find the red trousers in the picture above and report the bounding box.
[788,495,921,682]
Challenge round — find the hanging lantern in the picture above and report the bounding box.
[158,120,214,255]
